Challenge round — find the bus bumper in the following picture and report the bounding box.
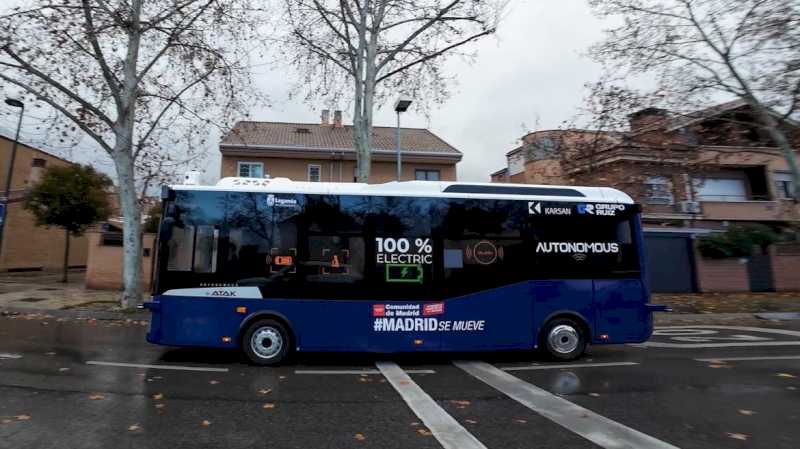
[645,304,673,313]
[142,300,162,344]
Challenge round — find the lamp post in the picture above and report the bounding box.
[0,98,25,258]
[393,96,412,181]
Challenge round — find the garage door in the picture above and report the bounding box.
[643,234,696,293]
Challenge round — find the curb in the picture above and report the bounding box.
[1,306,149,321]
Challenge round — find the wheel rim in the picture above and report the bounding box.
[250,326,283,360]
[548,324,580,354]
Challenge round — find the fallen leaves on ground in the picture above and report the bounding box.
[154,404,165,409]
[263,403,275,409]
[514,419,527,424]
[708,364,732,369]
[449,400,471,409]
[279,375,286,380]
[258,388,272,395]
[88,394,105,400]
[776,373,796,379]
[354,433,366,441]
[152,393,164,400]
[1,419,12,424]
[465,419,478,424]
[201,420,211,427]
[409,422,420,426]
[128,424,140,432]
[58,367,70,372]
[209,380,220,385]
[588,393,600,397]
[15,415,31,421]
[726,432,749,441]
[416,428,433,436]
[398,379,410,385]
[738,409,756,416]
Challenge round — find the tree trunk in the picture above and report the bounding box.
[62,229,69,283]
[116,152,143,308]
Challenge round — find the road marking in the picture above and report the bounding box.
[638,325,800,348]
[455,361,679,449]
[654,325,800,337]
[86,361,229,372]
[696,355,800,362]
[0,352,22,359]
[295,369,435,375]
[501,362,639,371]
[635,341,800,348]
[376,361,487,449]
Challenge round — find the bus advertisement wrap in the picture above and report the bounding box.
[371,302,486,332]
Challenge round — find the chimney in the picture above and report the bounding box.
[321,109,330,126]
[333,110,343,128]
[628,107,668,131]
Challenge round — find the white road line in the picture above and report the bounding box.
[455,361,679,449]
[696,355,800,362]
[86,361,229,372]
[654,325,800,337]
[634,341,800,349]
[501,362,639,371]
[376,361,487,449]
[0,352,22,359]
[295,369,435,375]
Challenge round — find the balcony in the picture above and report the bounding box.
[699,199,799,221]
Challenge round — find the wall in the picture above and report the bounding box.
[694,255,750,292]
[85,232,156,291]
[771,244,800,291]
[221,155,457,183]
[0,136,90,271]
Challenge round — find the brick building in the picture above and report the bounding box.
[220,110,461,182]
[0,133,88,271]
[491,100,800,293]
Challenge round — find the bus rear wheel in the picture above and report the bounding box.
[540,317,586,361]
[242,319,291,366]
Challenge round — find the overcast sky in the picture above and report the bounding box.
[0,0,608,183]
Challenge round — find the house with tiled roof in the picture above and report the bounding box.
[220,110,462,183]
[490,101,800,295]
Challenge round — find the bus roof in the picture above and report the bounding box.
[170,177,634,204]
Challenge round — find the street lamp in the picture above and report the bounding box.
[0,98,25,259]
[394,96,412,181]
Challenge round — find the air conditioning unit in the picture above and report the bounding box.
[679,201,702,214]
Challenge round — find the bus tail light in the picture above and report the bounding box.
[414,339,423,346]
[236,306,247,314]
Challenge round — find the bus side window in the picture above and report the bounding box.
[167,225,195,271]
[306,235,365,282]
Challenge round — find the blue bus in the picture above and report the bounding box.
[144,178,668,365]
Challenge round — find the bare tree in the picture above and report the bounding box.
[589,0,800,198]
[283,0,503,182]
[0,0,265,307]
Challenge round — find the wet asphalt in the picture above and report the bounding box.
[1,316,799,449]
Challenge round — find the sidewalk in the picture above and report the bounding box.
[0,270,120,311]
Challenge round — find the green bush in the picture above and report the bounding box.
[697,224,779,259]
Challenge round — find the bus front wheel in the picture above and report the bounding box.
[242,319,291,366]
[540,317,586,361]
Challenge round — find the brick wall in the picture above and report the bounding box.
[85,232,156,291]
[694,250,750,292]
[771,244,800,291]
[0,136,90,271]
[221,155,457,183]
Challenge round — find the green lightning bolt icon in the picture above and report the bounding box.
[401,267,410,278]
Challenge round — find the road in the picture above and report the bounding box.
[1,315,799,449]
